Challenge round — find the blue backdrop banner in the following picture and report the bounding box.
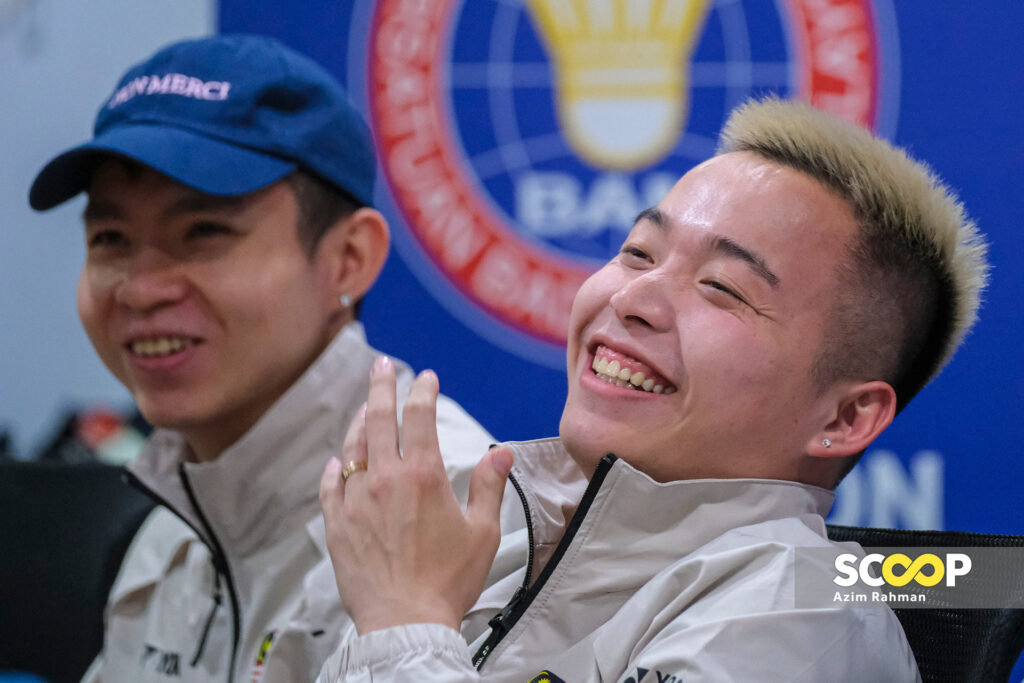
[219,0,1023,535]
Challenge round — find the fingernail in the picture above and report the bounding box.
[490,448,514,477]
[325,457,341,474]
[372,355,391,375]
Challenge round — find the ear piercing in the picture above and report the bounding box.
[340,293,352,307]
[822,438,832,448]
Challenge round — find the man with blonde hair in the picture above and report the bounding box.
[316,97,987,681]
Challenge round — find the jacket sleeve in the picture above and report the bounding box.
[80,653,103,683]
[605,607,921,683]
[316,623,480,683]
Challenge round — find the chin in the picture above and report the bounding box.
[133,399,197,432]
[559,423,612,476]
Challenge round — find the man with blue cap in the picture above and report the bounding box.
[29,34,499,682]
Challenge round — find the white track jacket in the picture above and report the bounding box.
[318,438,921,682]
[82,323,502,683]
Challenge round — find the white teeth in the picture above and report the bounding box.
[131,337,191,357]
[591,354,676,395]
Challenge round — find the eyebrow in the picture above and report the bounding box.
[705,235,780,288]
[633,206,780,288]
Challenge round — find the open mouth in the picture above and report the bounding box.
[591,344,676,394]
[127,336,197,358]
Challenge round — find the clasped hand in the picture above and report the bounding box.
[319,356,513,635]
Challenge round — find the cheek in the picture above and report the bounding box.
[685,314,779,384]
[76,268,126,379]
[229,259,329,340]
[76,269,104,341]
[568,271,615,340]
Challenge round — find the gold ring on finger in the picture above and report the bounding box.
[340,460,368,482]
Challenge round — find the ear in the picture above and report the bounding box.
[314,207,390,306]
[806,380,897,458]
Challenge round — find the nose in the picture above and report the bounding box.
[609,271,673,331]
[113,247,189,313]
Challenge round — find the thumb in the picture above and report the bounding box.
[465,447,513,533]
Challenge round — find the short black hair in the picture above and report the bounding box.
[285,170,362,254]
[285,171,366,318]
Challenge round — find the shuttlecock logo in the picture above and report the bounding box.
[526,0,712,170]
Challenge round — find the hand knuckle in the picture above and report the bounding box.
[365,404,393,422]
[403,397,431,416]
[481,519,501,539]
[366,474,393,501]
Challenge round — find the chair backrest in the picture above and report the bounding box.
[827,524,1024,683]
[0,461,155,683]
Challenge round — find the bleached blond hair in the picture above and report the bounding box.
[718,96,989,412]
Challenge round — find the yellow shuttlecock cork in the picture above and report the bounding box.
[526,0,712,170]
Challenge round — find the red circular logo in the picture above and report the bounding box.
[369,0,885,347]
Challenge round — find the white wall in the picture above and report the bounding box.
[0,0,215,457]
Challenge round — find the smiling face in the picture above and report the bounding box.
[559,152,862,483]
[78,161,345,460]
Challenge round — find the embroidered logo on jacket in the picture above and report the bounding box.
[528,671,567,683]
[624,667,685,683]
[250,630,277,682]
[141,643,181,676]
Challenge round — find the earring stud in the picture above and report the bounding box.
[340,293,352,307]
[822,438,832,448]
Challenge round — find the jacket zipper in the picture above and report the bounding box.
[472,454,617,669]
[471,471,536,667]
[178,464,242,683]
[123,468,242,683]
[190,571,222,666]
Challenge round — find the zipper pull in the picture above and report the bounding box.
[190,566,224,666]
[487,585,526,633]
[473,586,527,669]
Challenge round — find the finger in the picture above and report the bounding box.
[338,403,368,492]
[465,447,514,539]
[401,370,442,468]
[364,355,401,467]
[319,456,345,511]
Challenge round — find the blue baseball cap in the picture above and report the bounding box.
[29,34,375,210]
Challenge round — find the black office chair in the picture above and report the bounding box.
[0,461,155,683]
[827,525,1024,683]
